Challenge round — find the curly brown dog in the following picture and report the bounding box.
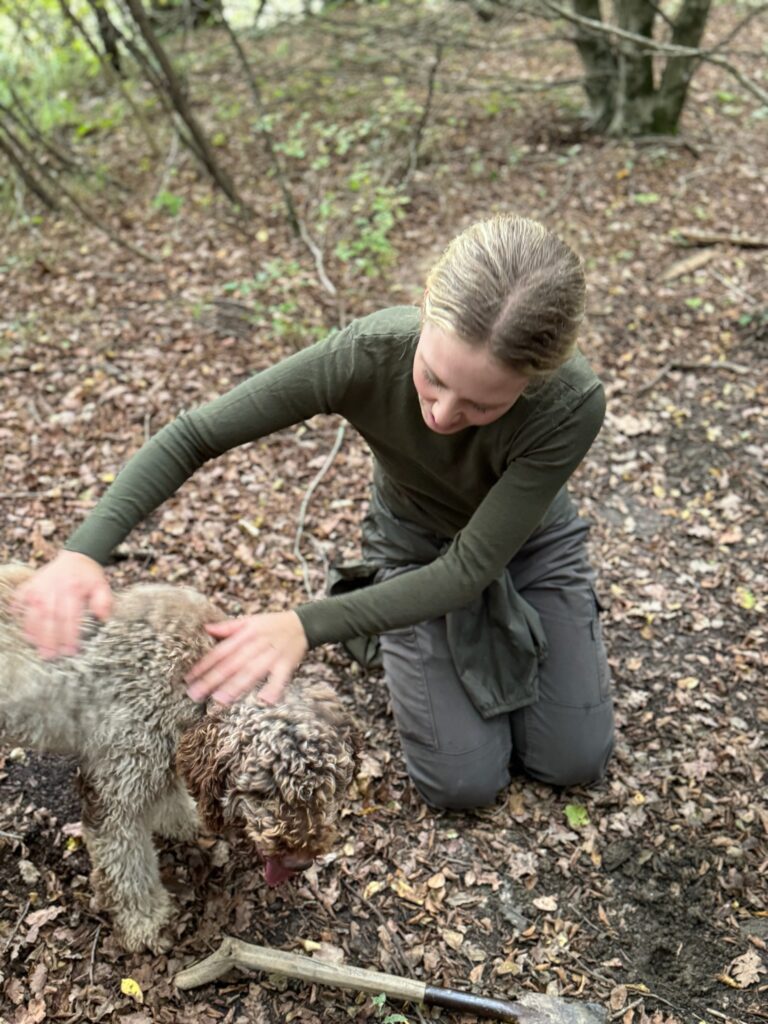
[0,564,355,951]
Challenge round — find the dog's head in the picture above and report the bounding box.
[177,679,356,885]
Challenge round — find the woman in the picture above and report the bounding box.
[14,215,613,809]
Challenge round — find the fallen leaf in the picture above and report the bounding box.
[442,928,464,950]
[729,948,765,988]
[120,978,144,1003]
[533,895,558,912]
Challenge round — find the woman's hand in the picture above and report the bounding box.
[185,611,309,707]
[12,550,113,658]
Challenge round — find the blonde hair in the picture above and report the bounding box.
[422,215,586,378]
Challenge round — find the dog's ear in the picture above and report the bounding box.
[176,716,230,833]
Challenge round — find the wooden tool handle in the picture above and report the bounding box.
[174,936,427,1002]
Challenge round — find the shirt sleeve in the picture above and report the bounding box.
[295,383,606,647]
[65,328,357,564]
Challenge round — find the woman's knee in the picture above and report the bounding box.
[412,774,504,811]
[403,747,510,810]
[521,715,615,787]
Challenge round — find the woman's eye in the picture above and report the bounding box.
[424,370,440,386]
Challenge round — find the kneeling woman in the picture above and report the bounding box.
[14,215,614,810]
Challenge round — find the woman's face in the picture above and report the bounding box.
[413,321,528,435]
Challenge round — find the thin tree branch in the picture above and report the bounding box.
[293,423,346,599]
[0,123,61,211]
[57,0,161,158]
[402,42,444,185]
[211,0,300,235]
[120,0,245,206]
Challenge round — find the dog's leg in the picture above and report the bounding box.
[80,765,174,952]
[148,774,199,841]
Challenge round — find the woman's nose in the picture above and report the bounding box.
[432,395,460,427]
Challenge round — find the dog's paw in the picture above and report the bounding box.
[114,891,175,953]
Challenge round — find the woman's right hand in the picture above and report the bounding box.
[12,550,113,659]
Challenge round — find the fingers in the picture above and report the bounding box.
[17,589,81,659]
[185,612,307,706]
[188,645,277,705]
[89,585,113,622]
[186,621,252,684]
[11,552,112,659]
[204,620,242,638]
[253,666,292,707]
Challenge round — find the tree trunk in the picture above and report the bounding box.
[569,0,712,135]
[94,2,123,73]
[654,0,712,133]
[120,0,244,206]
[571,0,617,132]
[0,123,60,211]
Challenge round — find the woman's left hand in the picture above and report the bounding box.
[185,611,309,707]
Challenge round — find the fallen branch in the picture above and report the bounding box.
[293,422,346,599]
[174,936,608,1024]
[673,228,768,249]
[659,249,717,281]
[635,359,751,395]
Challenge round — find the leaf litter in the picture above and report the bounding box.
[1,5,766,1023]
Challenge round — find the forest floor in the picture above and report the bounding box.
[0,4,766,1024]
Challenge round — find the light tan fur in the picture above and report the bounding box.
[0,565,355,951]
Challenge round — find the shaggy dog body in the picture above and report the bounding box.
[0,565,354,951]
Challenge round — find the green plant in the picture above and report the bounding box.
[152,190,183,216]
[333,180,409,277]
[371,992,412,1023]
[220,259,325,347]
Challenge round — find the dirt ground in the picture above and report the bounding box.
[1,5,766,1023]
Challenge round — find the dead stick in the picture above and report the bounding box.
[673,228,768,249]
[174,936,531,1021]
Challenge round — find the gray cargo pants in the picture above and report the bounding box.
[377,517,614,810]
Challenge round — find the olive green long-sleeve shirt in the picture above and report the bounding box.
[66,306,605,648]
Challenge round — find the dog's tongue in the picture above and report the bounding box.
[264,858,295,887]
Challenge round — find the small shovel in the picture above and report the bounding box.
[174,936,607,1024]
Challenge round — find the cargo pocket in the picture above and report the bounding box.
[379,625,438,750]
[590,587,611,702]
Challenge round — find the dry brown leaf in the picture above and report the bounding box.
[728,948,765,988]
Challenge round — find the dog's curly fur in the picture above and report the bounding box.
[0,564,355,952]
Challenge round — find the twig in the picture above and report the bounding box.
[673,228,768,249]
[89,924,101,985]
[293,424,346,599]
[705,1009,754,1024]
[155,128,180,200]
[0,829,24,841]
[402,42,444,185]
[624,984,685,1012]
[635,359,751,395]
[3,898,30,953]
[297,219,338,299]
[610,998,644,1021]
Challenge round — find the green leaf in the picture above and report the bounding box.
[564,803,590,828]
[383,1016,411,1023]
[685,297,703,309]
[632,193,661,205]
[152,190,183,216]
